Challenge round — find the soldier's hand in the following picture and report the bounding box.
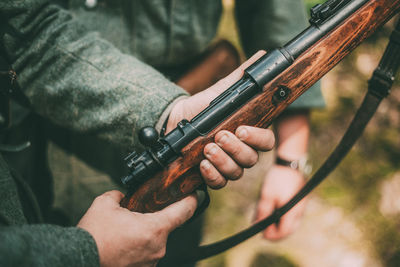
[167,50,275,189]
[256,165,307,240]
[77,190,197,267]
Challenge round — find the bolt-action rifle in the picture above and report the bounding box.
[120,0,400,214]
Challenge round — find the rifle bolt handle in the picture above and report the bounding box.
[139,126,159,147]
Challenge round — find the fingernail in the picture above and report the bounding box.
[237,127,248,140]
[200,160,211,170]
[206,145,217,156]
[217,134,228,146]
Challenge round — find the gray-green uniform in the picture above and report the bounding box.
[0,154,98,267]
[0,0,324,266]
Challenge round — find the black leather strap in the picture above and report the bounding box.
[276,156,297,168]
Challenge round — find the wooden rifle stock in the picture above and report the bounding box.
[121,0,400,212]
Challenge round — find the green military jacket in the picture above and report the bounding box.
[0,0,324,266]
[0,153,99,267]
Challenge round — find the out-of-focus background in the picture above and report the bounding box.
[198,1,400,266]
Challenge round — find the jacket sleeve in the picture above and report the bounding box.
[0,154,99,267]
[0,0,188,149]
[0,224,99,267]
[235,0,325,109]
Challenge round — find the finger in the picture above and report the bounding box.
[259,202,282,240]
[95,190,125,208]
[256,196,282,240]
[276,213,299,238]
[200,159,227,189]
[274,200,307,238]
[263,199,306,240]
[204,143,243,180]
[256,197,275,222]
[264,212,298,241]
[264,223,281,241]
[215,130,258,168]
[156,194,198,232]
[235,126,275,152]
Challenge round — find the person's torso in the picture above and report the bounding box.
[62,0,222,67]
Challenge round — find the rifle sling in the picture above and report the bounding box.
[164,18,400,265]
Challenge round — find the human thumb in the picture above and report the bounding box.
[155,194,198,232]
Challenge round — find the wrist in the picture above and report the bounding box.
[159,96,189,134]
[275,155,312,176]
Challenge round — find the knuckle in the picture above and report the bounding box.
[141,231,158,248]
[93,195,106,204]
[101,191,118,200]
[157,247,167,259]
[151,246,166,262]
[153,224,165,238]
[230,145,242,158]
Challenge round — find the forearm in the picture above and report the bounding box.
[0,224,99,267]
[275,110,310,161]
[1,0,187,149]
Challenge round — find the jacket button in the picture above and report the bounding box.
[85,0,97,9]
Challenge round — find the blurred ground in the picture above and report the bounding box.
[197,1,400,267]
